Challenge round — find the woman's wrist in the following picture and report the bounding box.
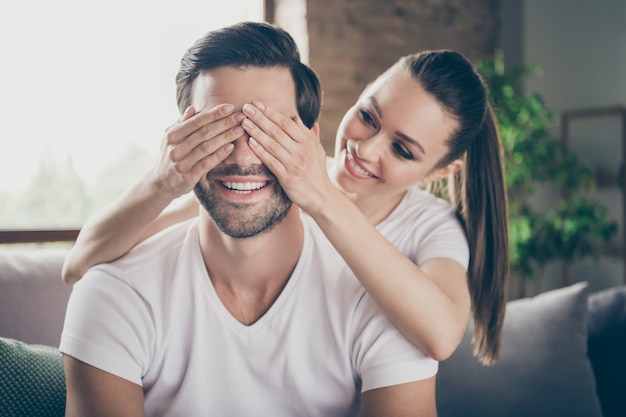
[305,183,351,223]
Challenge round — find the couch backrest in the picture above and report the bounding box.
[0,249,71,347]
[436,282,604,417]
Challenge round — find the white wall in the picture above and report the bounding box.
[523,0,626,111]
[502,0,626,292]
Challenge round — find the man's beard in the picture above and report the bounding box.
[194,165,292,239]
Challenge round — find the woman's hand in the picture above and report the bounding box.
[151,104,245,198]
[241,101,337,215]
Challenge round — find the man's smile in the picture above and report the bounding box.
[220,181,269,194]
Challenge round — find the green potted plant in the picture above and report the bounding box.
[476,53,618,298]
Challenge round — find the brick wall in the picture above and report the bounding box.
[272,0,499,152]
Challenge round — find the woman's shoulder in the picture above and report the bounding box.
[384,187,469,267]
[381,186,464,242]
[402,186,456,216]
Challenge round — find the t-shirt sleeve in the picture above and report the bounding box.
[59,265,154,386]
[350,292,438,393]
[413,208,469,270]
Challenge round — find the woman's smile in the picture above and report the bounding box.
[344,140,378,180]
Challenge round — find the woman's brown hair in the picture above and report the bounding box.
[401,51,509,365]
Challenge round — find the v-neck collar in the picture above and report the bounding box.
[191,221,310,339]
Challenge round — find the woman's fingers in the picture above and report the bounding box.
[173,120,241,166]
[254,101,314,144]
[242,103,301,149]
[161,102,247,178]
[169,104,235,143]
[174,126,239,174]
[189,142,235,179]
[242,117,292,168]
[247,136,288,180]
[241,102,331,212]
[168,107,244,160]
[241,102,318,163]
[181,105,197,122]
[234,102,335,215]
[153,103,245,196]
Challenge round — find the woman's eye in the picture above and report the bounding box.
[392,142,413,160]
[359,108,377,128]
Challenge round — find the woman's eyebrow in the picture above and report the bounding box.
[370,97,426,156]
[396,131,426,156]
[370,96,384,118]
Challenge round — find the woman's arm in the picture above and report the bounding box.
[243,102,470,360]
[62,186,199,285]
[303,185,470,360]
[62,104,242,285]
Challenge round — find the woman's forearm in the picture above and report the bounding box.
[62,173,183,285]
[309,189,471,360]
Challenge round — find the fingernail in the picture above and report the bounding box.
[221,104,235,115]
[242,118,255,129]
[248,137,259,147]
[233,113,246,123]
[242,103,255,116]
[224,143,234,153]
[253,101,266,111]
[232,126,244,135]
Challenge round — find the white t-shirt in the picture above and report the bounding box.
[376,185,469,270]
[326,155,469,268]
[60,214,441,417]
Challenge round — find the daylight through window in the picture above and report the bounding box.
[0,0,264,228]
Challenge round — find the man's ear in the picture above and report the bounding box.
[310,122,320,140]
[425,159,464,182]
[295,117,320,140]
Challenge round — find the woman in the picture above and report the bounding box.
[63,50,508,365]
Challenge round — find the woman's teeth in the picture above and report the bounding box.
[221,181,267,194]
[346,152,374,177]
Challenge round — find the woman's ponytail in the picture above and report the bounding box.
[455,104,509,365]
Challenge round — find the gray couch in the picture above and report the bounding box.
[1,248,624,417]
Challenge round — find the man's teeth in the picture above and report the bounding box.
[222,181,267,194]
[347,152,374,177]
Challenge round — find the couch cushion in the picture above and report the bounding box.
[0,249,71,346]
[587,285,626,417]
[0,337,65,417]
[436,282,603,417]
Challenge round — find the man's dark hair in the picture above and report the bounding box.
[176,21,322,128]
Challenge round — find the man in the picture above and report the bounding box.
[60,21,438,416]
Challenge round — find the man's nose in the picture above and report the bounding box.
[222,134,262,167]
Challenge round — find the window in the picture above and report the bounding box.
[0,0,264,229]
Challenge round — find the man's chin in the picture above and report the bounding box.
[210,204,292,238]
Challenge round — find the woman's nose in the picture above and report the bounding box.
[354,134,384,161]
